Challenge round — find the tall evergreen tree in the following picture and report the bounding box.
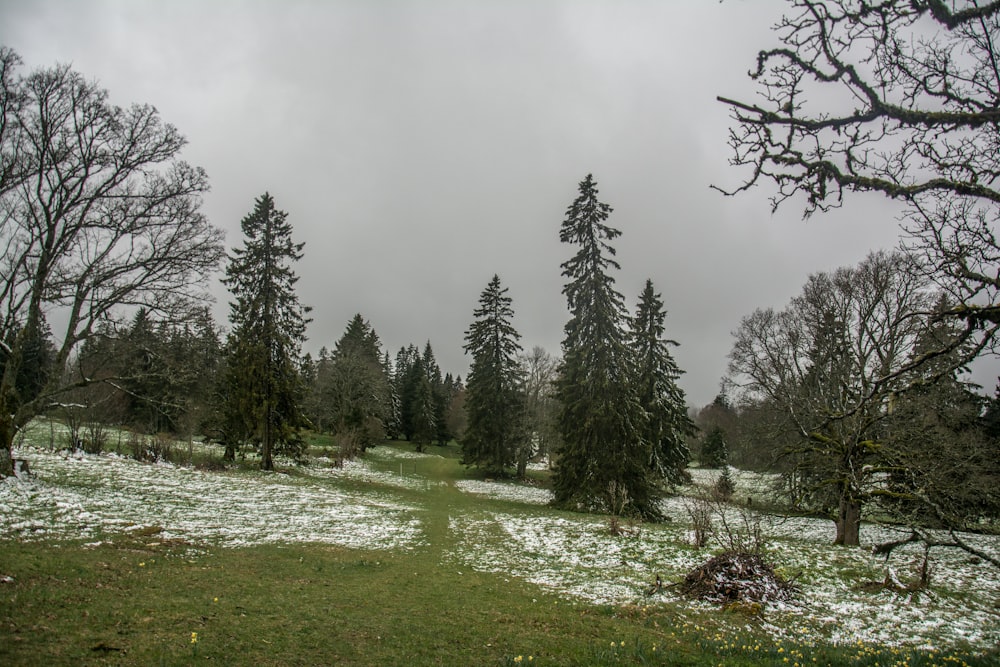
[423,342,451,444]
[119,309,166,432]
[385,351,402,439]
[177,308,224,438]
[406,355,437,450]
[325,314,391,451]
[222,193,311,470]
[630,279,694,485]
[302,347,332,433]
[393,344,435,449]
[462,274,528,476]
[395,345,420,441]
[554,174,659,519]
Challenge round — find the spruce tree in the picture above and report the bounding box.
[407,355,437,451]
[885,296,999,527]
[554,174,659,519]
[395,344,437,450]
[326,314,391,450]
[422,342,451,444]
[223,193,311,470]
[630,279,694,485]
[395,345,420,441]
[462,274,528,476]
[701,426,729,469]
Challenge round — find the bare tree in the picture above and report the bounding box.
[0,48,26,197]
[728,251,936,545]
[520,346,561,468]
[716,1,1000,361]
[0,49,224,474]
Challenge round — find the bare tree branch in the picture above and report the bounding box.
[0,50,224,473]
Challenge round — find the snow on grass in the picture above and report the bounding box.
[1,446,423,551]
[454,479,554,506]
[762,520,1000,649]
[447,502,1000,650]
[366,445,440,460]
[301,456,443,492]
[447,511,705,605]
[4,437,999,650]
[526,458,550,472]
[685,465,784,505]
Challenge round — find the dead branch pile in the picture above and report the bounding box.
[679,551,796,606]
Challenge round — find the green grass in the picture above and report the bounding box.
[3,537,994,666]
[2,435,998,666]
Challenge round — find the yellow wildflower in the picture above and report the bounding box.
[191,632,198,644]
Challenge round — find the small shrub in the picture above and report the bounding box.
[152,433,174,462]
[332,430,362,466]
[81,422,107,455]
[685,492,771,555]
[128,432,174,463]
[714,501,769,556]
[713,466,736,500]
[127,432,147,461]
[684,496,713,548]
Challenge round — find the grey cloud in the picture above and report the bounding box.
[2,0,935,405]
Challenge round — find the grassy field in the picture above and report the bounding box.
[2,423,998,666]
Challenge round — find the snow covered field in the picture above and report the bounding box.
[2,441,998,651]
[1,446,423,551]
[446,505,1000,649]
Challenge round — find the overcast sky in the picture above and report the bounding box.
[2,0,920,407]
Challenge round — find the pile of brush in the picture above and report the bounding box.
[679,550,796,606]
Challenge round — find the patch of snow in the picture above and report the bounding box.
[366,446,441,460]
[526,459,550,472]
[447,511,704,605]
[447,505,1000,649]
[454,479,553,506]
[1,446,423,551]
[301,456,442,492]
